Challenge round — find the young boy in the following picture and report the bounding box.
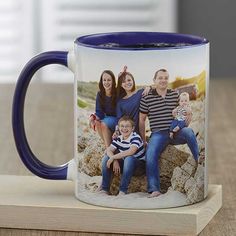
[169,92,192,139]
[100,116,145,195]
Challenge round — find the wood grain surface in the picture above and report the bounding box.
[0,80,235,235]
[0,175,222,235]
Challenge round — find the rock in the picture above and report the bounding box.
[84,176,102,192]
[77,136,89,152]
[109,175,147,195]
[160,176,171,193]
[185,177,204,204]
[194,165,205,189]
[181,157,197,175]
[159,145,190,192]
[79,142,205,201]
[77,113,205,198]
[171,156,197,192]
[78,134,105,176]
[171,167,190,192]
[170,157,204,204]
[184,177,195,195]
[79,137,190,194]
[198,150,205,166]
[160,145,189,175]
[185,164,205,204]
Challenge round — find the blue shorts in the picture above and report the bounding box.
[101,116,117,132]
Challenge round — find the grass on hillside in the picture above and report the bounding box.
[169,70,206,98]
[77,81,98,101]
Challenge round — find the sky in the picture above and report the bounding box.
[76,44,209,85]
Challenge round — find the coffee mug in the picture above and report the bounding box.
[12,32,209,209]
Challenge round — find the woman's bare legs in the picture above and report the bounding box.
[95,121,103,140]
[95,121,112,148]
[100,122,112,148]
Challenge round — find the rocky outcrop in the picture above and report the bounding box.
[78,133,205,203]
[185,165,205,203]
[171,155,205,203]
[110,175,147,195]
[78,134,105,176]
[78,135,191,194]
[77,136,89,153]
[171,157,197,192]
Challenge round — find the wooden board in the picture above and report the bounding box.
[0,175,222,236]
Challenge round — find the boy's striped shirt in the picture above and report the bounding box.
[111,132,145,160]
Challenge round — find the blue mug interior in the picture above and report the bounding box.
[75,32,209,50]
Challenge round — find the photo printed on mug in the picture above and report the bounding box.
[75,41,209,209]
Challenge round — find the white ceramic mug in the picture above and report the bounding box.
[13,32,209,209]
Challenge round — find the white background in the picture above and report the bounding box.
[0,0,177,83]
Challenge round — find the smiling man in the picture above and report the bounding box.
[139,69,199,198]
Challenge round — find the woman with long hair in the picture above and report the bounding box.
[116,66,150,134]
[89,70,117,148]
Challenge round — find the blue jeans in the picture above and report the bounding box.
[101,155,141,193]
[146,128,199,193]
[170,119,187,131]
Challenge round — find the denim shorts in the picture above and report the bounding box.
[101,116,117,132]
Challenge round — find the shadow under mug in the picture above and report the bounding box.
[12,32,209,209]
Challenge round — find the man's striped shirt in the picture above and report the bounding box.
[139,89,179,132]
[111,132,145,160]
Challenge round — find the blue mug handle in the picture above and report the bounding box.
[12,51,71,180]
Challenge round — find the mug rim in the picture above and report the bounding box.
[75,31,209,50]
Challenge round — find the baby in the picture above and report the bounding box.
[169,92,192,139]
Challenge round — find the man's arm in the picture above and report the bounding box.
[139,112,147,144]
[172,107,178,117]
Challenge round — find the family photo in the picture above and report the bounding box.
[76,60,206,208]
